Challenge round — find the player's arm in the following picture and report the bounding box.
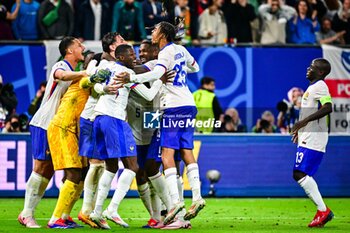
[131,81,162,101]
[116,65,166,84]
[54,69,87,81]
[184,49,200,73]
[292,96,332,134]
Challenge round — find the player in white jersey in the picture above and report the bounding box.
[116,21,205,225]
[89,44,168,229]
[18,37,88,228]
[127,40,173,228]
[78,32,127,228]
[291,58,334,228]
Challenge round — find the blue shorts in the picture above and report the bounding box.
[148,129,181,163]
[79,117,99,158]
[94,115,137,160]
[293,146,324,176]
[137,145,150,169]
[160,106,197,150]
[30,125,51,161]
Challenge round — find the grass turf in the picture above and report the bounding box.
[0,198,349,232]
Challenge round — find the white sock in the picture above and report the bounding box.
[94,170,115,215]
[107,169,135,214]
[187,163,202,202]
[32,175,49,216]
[22,172,47,217]
[149,182,161,221]
[138,183,153,217]
[298,176,327,211]
[164,167,180,206]
[149,172,172,211]
[82,164,103,215]
[177,175,184,203]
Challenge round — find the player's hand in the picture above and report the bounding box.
[160,70,176,84]
[89,69,111,84]
[103,81,122,94]
[291,133,298,144]
[115,72,131,84]
[291,120,307,135]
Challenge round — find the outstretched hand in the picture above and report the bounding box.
[115,72,131,85]
[160,70,176,84]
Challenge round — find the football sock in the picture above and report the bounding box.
[62,181,84,220]
[187,163,202,202]
[176,176,186,220]
[107,169,135,214]
[149,182,161,221]
[81,164,103,215]
[298,175,327,211]
[149,172,172,211]
[164,167,180,206]
[137,183,153,217]
[49,180,77,224]
[94,170,115,216]
[22,172,47,217]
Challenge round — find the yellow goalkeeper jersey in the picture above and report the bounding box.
[50,78,90,134]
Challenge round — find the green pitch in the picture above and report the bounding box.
[0,198,349,232]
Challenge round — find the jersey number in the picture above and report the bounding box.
[296,152,304,164]
[173,61,187,87]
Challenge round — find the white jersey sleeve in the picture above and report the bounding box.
[30,61,73,130]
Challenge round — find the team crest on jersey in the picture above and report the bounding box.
[303,92,309,101]
[130,146,135,152]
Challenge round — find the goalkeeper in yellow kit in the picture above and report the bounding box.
[47,62,111,229]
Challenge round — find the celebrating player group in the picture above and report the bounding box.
[17,21,206,230]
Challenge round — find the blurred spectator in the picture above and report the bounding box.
[0,75,18,130]
[112,0,146,41]
[307,0,327,22]
[28,81,47,116]
[142,0,167,37]
[18,113,29,132]
[217,108,247,133]
[198,0,227,44]
[259,0,296,44]
[324,0,340,18]
[38,0,74,39]
[12,0,40,40]
[0,0,20,40]
[277,87,303,134]
[188,0,201,45]
[332,0,350,44]
[316,17,345,44]
[287,0,320,44]
[175,0,192,43]
[224,0,257,43]
[75,0,111,41]
[2,114,21,133]
[193,77,223,133]
[252,110,278,133]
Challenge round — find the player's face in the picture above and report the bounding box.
[123,48,136,69]
[70,39,85,61]
[306,60,318,81]
[139,44,153,64]
[151,25,162,44]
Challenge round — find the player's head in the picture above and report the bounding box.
[200,77,215,91]
[151,21,176,44]
[307,58,331,81]
[115,44,136,69]
[102,32,126,57]
[139,40,159,64]
[59,37,85,61]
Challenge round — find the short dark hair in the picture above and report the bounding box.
[201,77,215,86]
[314,58,331,77]
[158,21,176,42]
[59,36,76,57]
[115,44,133,58]
[102,32,120,53]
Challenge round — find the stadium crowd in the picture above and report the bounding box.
[0,0,349,45]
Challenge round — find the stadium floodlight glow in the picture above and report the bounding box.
[206,169,221,197]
